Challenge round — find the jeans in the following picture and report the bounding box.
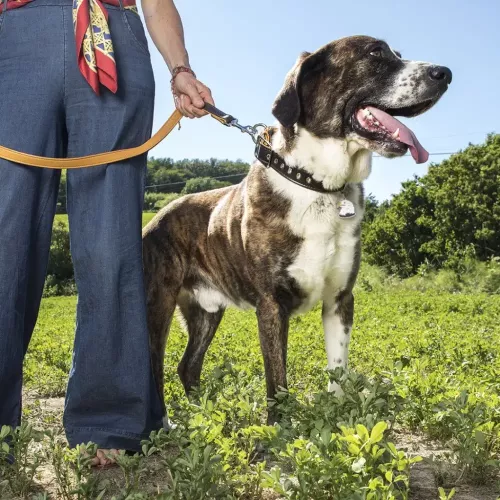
[0,0,164,451]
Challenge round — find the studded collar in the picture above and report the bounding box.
[254,140,346,194]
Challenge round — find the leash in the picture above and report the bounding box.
[0,103,268,170]
[0,110,183,169]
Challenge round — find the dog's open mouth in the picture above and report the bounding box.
[354,101,434,164]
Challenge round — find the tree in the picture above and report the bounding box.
[363,134,500,276]
[363,178,435,276]
[363,193,380,225]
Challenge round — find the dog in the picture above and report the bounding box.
[143,35,451,422]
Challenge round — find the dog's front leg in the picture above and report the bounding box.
[256,298,289,424]
[322,290,354,395]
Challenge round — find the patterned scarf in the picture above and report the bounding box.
[1,0,138,94]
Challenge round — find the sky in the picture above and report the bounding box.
[139,0,500,201]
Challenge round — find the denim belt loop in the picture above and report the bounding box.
[117,0,124,11]
[2,0,7,14]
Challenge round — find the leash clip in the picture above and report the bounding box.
[203,103,271,146]
[228,119,270,146]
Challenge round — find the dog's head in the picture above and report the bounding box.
[272,35,451,164]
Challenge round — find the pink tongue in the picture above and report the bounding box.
[367,106,429,164]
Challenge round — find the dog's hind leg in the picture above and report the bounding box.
[322,289,354,395]
[256,298,289,424]
[177,295,225,396]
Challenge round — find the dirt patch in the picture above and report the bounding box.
[395,429,499,500]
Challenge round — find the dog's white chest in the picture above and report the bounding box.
[287,195,360,313]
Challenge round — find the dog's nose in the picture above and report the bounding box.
[428,65,452,84]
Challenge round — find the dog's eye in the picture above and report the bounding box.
[370,48,384,57]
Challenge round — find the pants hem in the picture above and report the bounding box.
[65,423,162,452]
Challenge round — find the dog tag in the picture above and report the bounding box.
[338,198,356,219]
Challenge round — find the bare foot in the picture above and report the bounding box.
[90,448,119,467]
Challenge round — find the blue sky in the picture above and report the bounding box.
[139,0,499,201]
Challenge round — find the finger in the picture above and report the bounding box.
[184,82,205,109]
[188,104,207,118]
[197,83,215,106]
[179,95,195,118]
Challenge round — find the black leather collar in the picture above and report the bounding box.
[254,140,345,194]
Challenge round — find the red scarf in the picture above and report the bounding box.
[1,0,138,94]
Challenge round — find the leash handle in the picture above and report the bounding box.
[203,103,236,126]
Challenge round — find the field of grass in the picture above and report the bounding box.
[1,270,499,499]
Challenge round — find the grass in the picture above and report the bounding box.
[1,269,499,499]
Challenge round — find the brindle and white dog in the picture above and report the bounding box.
[143,35,451,422]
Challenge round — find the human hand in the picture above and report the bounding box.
[171,71,214,119]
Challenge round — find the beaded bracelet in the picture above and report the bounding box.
[170,66,196,96]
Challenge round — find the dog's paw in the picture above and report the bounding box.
[162,416,177,431]
[328,381,344,397]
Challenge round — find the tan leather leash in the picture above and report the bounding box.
[0,109,183,169]
[0,103,269,170]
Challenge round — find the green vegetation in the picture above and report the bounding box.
[145,157,249,194]
[181,176,231,194]
[364,134,500,277]
[1,266,499,498]
[2,135,499,498]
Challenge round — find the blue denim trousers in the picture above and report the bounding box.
[0,0,164,451]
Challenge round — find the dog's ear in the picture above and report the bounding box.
[272,51,311,129]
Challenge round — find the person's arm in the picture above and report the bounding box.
[141,0,214,118]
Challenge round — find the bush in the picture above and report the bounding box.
[145,157,249,194]
[144,192,167,211]
[144,192,182,212]
[44,221,74,297]
[355,260,500,295]
[154,192,181,210]
[182,177,231,195]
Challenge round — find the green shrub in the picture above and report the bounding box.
[155,192,181,210]
[44,221,74,297]
[144,192,168,212]
[182,177,231,195]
